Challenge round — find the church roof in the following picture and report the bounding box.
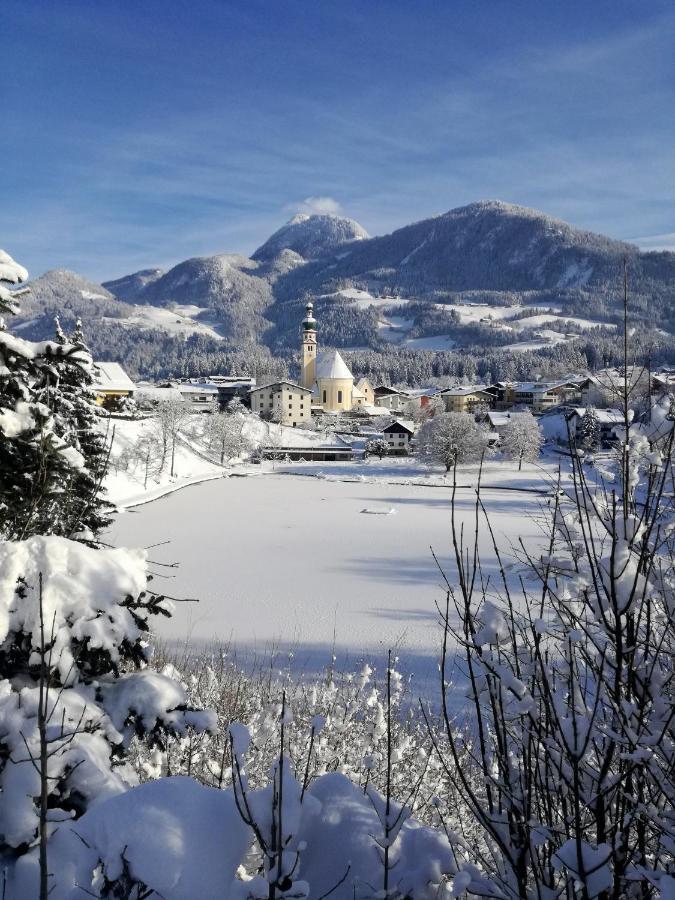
[315,349,353,381]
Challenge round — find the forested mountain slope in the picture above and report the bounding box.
[13,201,675,382]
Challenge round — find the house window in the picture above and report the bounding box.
[322,390,327,403]
[338,390,343,403]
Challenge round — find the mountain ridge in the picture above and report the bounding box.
[12,201,675,380]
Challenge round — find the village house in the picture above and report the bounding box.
[581,369,650,410]
[249,380,312,427]
[373,386,411,411]
[352,377,375,407]
[91,362,136,408]
[438,385,493,413]
[382,420,414,455]
[171,382,221,411]
[567,408,624,446]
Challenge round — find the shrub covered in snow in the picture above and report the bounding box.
[0,536,214,894]
[431,411,675,896]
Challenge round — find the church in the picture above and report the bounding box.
[300,302,373,412]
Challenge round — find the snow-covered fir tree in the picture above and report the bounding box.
[0,251,90,540]
[39,317,114,541]
[580,404,601,451]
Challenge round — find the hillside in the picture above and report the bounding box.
[12,202,675,381]
[252,212,369,261]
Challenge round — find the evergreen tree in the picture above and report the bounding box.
[0,251,88,540]
[580,404,600,451]
[42,318,114,541]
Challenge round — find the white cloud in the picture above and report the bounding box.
[294,196,343,216]
[628,232,675,253]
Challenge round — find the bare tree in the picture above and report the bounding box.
[500,410,543,469]
[203,406,253,466]
[416,412,489,470]
[153,397,189,477]
[425,268,675,898]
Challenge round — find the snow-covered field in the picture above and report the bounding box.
[104,304,225,341]
[334,288,613,352]
[108,458,559,691]
[105,415,334,507]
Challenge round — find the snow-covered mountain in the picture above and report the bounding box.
[102,268,164,302]
[13,269,134,335]
[12,204,675,377]
[281,201,671,294]
[252,213,369,261]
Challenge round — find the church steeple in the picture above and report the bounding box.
[301,301,317,389]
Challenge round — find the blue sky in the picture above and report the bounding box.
[3,0,674,281]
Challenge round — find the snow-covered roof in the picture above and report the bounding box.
[315,349,353,380]
[171,383,220,395]
[406,387,440,398]
[135,386,183,403]
[487,411,513,427]
[374,385,407,396]
[250,379,312,394]
[440,384,491,397]
[383,419,415,434]
[92,362,136,393]
[513,380,575,394]
[568,408,624,424]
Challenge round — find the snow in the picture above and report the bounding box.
[510,313,615,331]
[92,361,136,393]
[403,334,457,351]
[0,249,29,284]
[104,415,332,507]
[315,349,353,379]
[0,536,147,683]
[0,400,35,437]
[9,777,250,900]
[336,288,410,309]
[107,458,559,688]
[377,315,414,342]
[103,304,225,341]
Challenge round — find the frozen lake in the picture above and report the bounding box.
[108,471,550,691]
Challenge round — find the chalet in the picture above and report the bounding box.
[382,420,414,455]
[373,386,410,411]
[91,362,136,408]
[249,380,312,427]
[581,369,650,409]
[438,385,493,414]
[172,383,220,410]
[567,408,623,446]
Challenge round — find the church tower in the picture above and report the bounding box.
[301,301,317,389]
